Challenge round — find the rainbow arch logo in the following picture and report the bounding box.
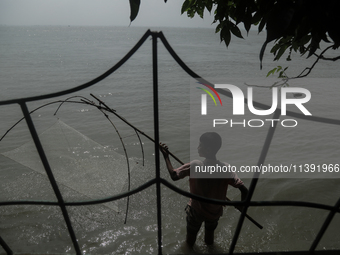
[196,82,222,106]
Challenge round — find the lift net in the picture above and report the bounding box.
[1,120,138,212]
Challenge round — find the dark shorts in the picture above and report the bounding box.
[185,205,219,234]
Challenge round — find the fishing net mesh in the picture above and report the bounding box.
[1,120,139,212]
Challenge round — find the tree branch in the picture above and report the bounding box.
[245,45,336,89]
[293,45,334,79]
[319,55,340,61]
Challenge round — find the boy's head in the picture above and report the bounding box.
[198,132,222,157]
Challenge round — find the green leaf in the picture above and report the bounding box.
[195,0,204,18]
[187,11,195,18]
[205,0,213,13]
[274,45,288,60]
[197,7,204,18]
[279,71,285,78]
[258,17,266,33]
[229,22,244,39]
[233,2,246,24]
[244,11,252,33]
[270,43,281,54]
[252,11,262,25]
[129,0,140,22]
[266,67,277,77]
[267,66,288,78]
[215,23,223,33]
[221,26,231,47]
[181,0,192,14]
[300,34,312,45]
[292,41,299,52]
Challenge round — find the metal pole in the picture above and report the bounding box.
[19,102,81,255]
[310,197,340,251]
[152,32,163,255]
[229,109,281,254]
[0,235,12,255]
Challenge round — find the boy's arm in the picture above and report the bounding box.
[235,185,248,211]
[239,185,249,201]
[159,143,180,181]
[228,171,249,202]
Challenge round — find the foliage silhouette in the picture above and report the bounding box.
[129,0,340,76]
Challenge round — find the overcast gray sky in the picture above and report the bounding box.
[0,0,214,27]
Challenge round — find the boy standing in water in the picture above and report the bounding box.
[160,132,248,247]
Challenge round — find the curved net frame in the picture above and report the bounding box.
[0,30,339,255]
